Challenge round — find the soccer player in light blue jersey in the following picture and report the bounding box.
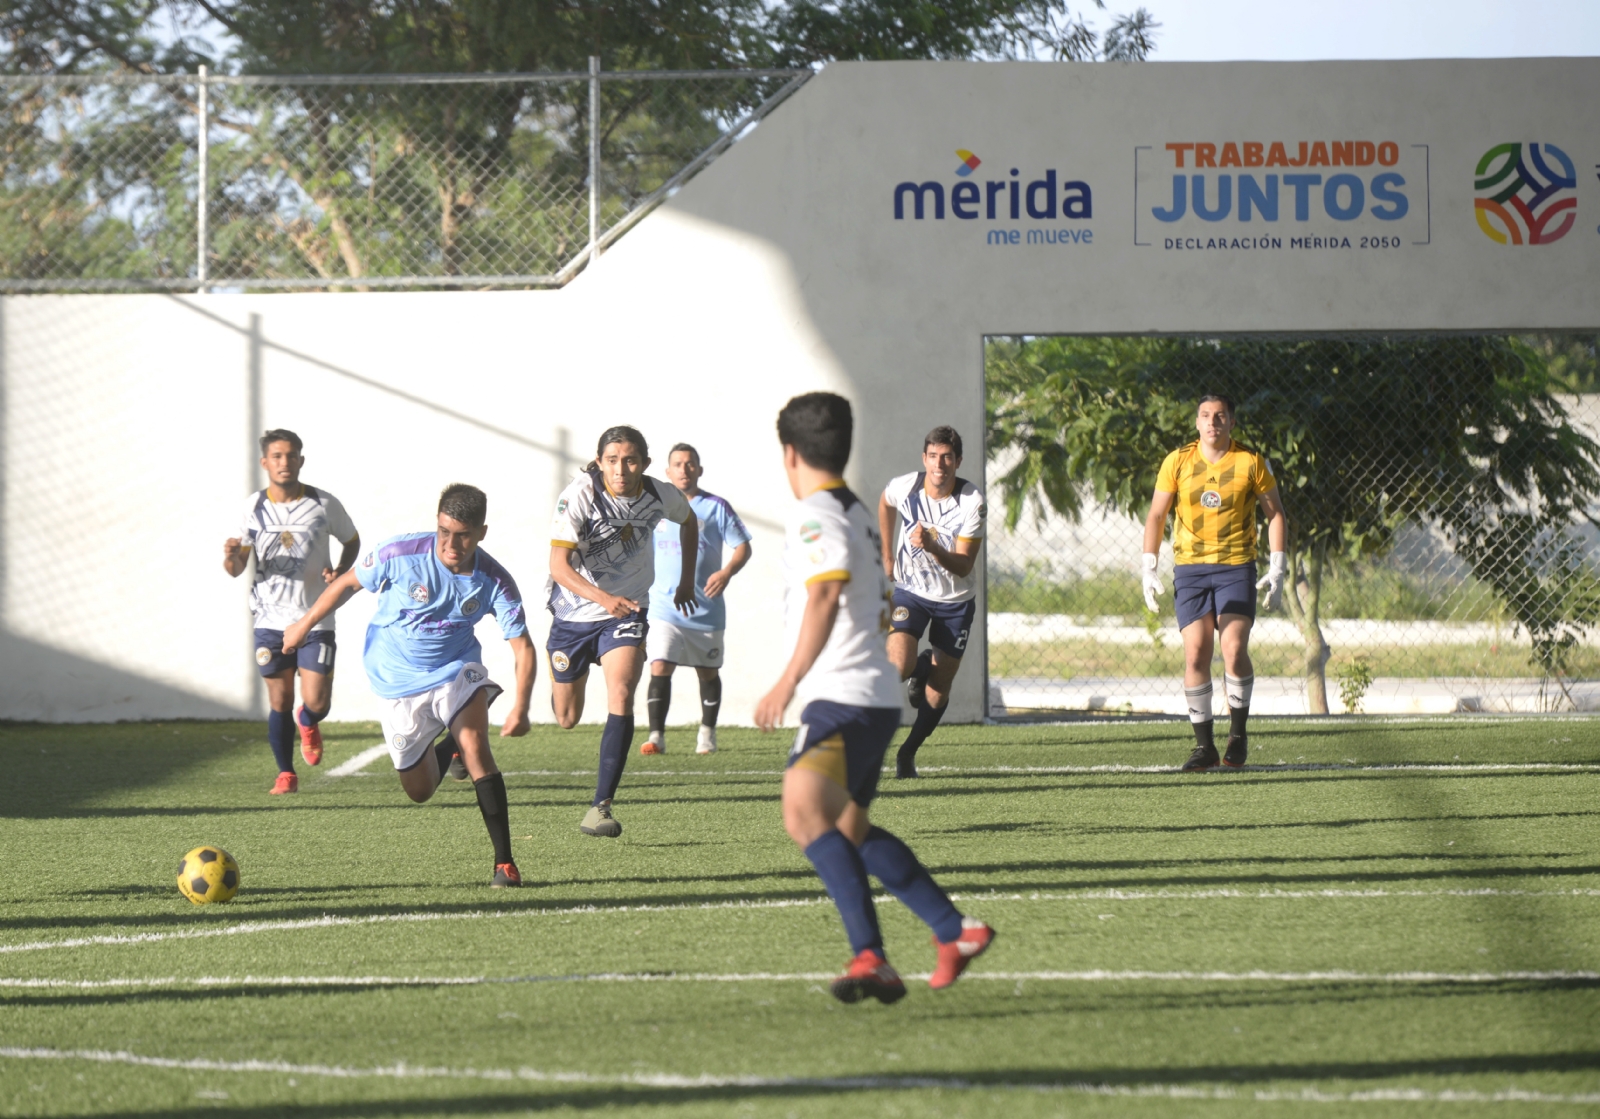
[284,484,537,887]
[643,444,753,756]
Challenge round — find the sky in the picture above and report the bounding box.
[1131,0,1600,61]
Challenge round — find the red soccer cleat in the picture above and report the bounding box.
[829,949,906,1004]
[491,862,522,888]
[295,706,322,766]
[929,918,995,990]
[269,772,298,795]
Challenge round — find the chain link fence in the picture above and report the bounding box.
[985,333,1600,717]
[0,66,809,291]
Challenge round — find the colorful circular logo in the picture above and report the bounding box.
[1201,490,1222,509]
[551,651,570,673]
[1474,142,1577,245]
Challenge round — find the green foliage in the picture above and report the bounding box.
[1334,656,1374,714]
[1522,332,1600,393]
[988,565,1148,618]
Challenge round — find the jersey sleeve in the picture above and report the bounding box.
[660,482,693,525]
[957,488,987,542]
[1155,450,1182,494]
[322,492,358,545]
[794,504,852,586]
[488,572,528,640]
[238,492,261,545]
[881,472,915,514]
[550,480,589,548]
[354,540,391,594]
[1253,452,1280,495]
[718,500,752,549]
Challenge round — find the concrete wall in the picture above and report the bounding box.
[3,58,1597,724]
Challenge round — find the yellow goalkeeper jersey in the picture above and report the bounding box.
[1155,440,1278,565]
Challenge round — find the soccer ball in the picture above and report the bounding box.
[177,846,240,904]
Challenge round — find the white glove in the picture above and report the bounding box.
[1141,553,1164,613]
[1256,551,1287,608]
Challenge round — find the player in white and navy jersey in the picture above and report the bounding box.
[547,425,697,839]
[755,393,993,1005]
[643,443,753,756]
[223,429,359,795]
[284,484,536,887]
[878,426,986,778]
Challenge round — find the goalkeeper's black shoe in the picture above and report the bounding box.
[906,649,934,710]
[448,752,470,781]
[1222,735,1248,768]
[1181,743,1220,772]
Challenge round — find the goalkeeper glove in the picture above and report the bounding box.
[1256,551,1287,608]
[1141,552,1164,613]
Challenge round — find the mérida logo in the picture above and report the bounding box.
[894,151,1092,222]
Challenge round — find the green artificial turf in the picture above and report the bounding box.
[1,717,1598,1117]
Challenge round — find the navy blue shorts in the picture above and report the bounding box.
[254,628,336,678]
[1174,563,1258,630]
[786,700,901,808]
[889,588,976,659]
[547,611,648,683]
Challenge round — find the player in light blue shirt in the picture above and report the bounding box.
[285,484,537,887]
[643,444,753,756]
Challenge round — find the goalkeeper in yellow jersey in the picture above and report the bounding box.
[1142,395,1287,771]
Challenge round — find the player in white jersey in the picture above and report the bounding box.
[756,393,994,1005]
[878,426,986,778]
[643,443,753,756]
[547,425,697,838]
[223,429,359,795]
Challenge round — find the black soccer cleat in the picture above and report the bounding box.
[1222,734,1248,768]
[895,749,918,779]
[906,649,934,710]
[491,862,522,888]
[448,752,470,781]
[1182,743,1220,772]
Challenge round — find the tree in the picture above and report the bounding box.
[987,335,1600,712]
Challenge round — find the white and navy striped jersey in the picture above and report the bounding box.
[547,464,693,625]
[883,471,986,603]
[238,485,358,632]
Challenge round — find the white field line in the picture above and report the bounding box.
[493,762,1600,778]
[3,886,1598,957]
[1,1046,1596,1104]
[4,968,1598,992]
[325,744,389,777]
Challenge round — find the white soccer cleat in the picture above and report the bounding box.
[696,726,717,755]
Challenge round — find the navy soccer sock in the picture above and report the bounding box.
[646,676,671,735]
[266,710,294,774]
[804,829,883,956]
[699,675,722,727]
[858,826,963,943]
[473,772,514,865]
[593,714,634,805]
[896,698,947,765]
[297,704,329,727]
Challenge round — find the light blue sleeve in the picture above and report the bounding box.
[719,501,752,549]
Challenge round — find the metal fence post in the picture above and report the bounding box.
[588,55,601,265]
[196,65,209,291]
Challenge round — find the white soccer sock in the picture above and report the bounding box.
[1224,673,1254,710]
[1183,682,1214,724]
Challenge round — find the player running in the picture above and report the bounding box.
[878,426,986,779]
[756,392,994,1005]
[643,443,753,756]
[548,426,697,838]
[223,429,359,795]
[1142,395,1287,772]
[283,484,535,886]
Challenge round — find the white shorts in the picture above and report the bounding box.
[646,619,725,669]
[378,663,502,771]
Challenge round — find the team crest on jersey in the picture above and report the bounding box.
[799,520,823,544]
[551,651,571,672]
[978,502,987,520]
[279,530,296,549]
[362,552,374,567]
[465,668,484,683]
[460,597,480,616]
[1201,491,1222,509]
[619,524,635,544]
[892,606,911,622]
[254,647,272,666]
[557,498,568,514]
[408,582,430,604]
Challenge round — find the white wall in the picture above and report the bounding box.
[3,58,1597,723]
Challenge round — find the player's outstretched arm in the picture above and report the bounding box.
[673,517,700,613]
[754,578,843,730]
[549,544,637,619]
[703,541,752,599]
[499,633,536,737]
[877,493,897,579]
[223,538,249,578]
[1141,490,1176,612]
[283,567,363,653]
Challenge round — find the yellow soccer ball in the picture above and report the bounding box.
[177,846,240,904]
